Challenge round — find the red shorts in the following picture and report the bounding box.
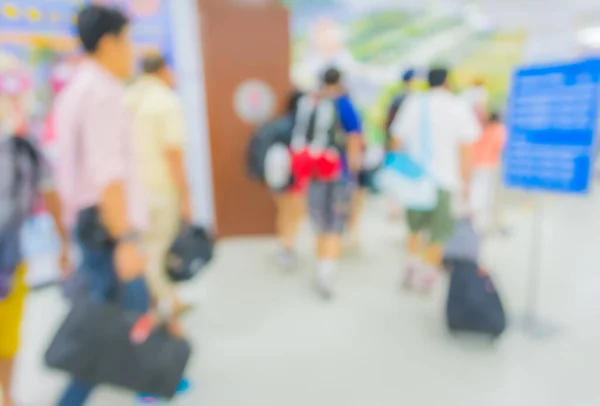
[290,148,342,193]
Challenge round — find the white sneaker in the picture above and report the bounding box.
[314,262,335,300]
[401,256,422,290]
[402,262,418,290]
[417,265,440,296]
[277,249,297,271]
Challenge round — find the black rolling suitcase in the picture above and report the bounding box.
[446,259,506,338]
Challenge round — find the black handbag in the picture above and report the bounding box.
[45,297,192,399]
[166,224,215,283]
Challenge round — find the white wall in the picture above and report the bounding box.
[168,0,215,227]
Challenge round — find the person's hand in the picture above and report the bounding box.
[114,241,146,282]
[59,245,72,280]
[167,319,185,339]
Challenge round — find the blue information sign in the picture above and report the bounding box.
[504,58,600,194]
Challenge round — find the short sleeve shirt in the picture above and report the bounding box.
[124,75,187,195]
[392,89,481,191]
[54,60,148,230]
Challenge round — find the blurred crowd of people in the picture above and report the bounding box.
[264,66,506,298]
[1,4,194,406]
[0,2,508,405]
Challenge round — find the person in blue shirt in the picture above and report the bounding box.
[307,67,363,299]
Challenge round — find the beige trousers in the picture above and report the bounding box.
[143,192,180,303]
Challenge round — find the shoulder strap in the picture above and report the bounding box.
[290,95,315,150]
[310,98,336,152]
[419,95,432,167]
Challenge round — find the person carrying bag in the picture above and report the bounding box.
[48,5,191,405]
[382,67,481,294]
[377,94,438,211]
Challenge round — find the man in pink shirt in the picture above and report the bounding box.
[52,5,151,405]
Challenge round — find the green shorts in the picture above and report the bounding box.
[406,189,454,244]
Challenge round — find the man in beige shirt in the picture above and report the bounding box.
[125,52,192,311]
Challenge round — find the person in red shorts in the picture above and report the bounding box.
[290,68,363,299]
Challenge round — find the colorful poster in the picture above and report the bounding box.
[0,0,172,287]
[285,1,525,145]
[0,0,172,133]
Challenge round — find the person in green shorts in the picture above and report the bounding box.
[390,67,481,294]
[406,189,455,246]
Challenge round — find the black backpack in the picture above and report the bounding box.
[246,115,294,181]
[290,95,344,154]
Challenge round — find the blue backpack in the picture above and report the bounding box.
[0,136,41,299]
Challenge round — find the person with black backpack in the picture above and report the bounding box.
[247,90,306,269]
[290,68,363,299]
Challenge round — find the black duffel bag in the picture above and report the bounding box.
[45,298,191,399]
[446,259,506,339]
[166,224,215,283]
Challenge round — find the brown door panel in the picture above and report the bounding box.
[198,2,291,237]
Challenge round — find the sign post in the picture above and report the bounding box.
[505,58,600,338]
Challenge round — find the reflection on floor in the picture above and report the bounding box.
[13,192,600,406]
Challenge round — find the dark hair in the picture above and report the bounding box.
[322,67,342,86]
[428,67,449,88]
[142,53,167,74]
[77,5,129,54]
[287,90,303,115]
[402,68,415,83]
[489,111,501,123]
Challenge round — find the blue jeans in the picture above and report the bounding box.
[57,245,150,406]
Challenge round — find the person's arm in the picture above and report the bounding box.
[456,100,483,192]
[460,143,474,187]
[99,183,131,238]
[346,133,363,174]
[42,189,72,278]
[87,99,146,281]
[42,190,66,242]
[494,124,507,165]
[165,149,191,220]
[161,98,191,221]
[389,95,416,151]
[36,150,71,276]
[339,96,363,174]
[384,97,400,134]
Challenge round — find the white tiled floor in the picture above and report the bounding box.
[12,190,600,406]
